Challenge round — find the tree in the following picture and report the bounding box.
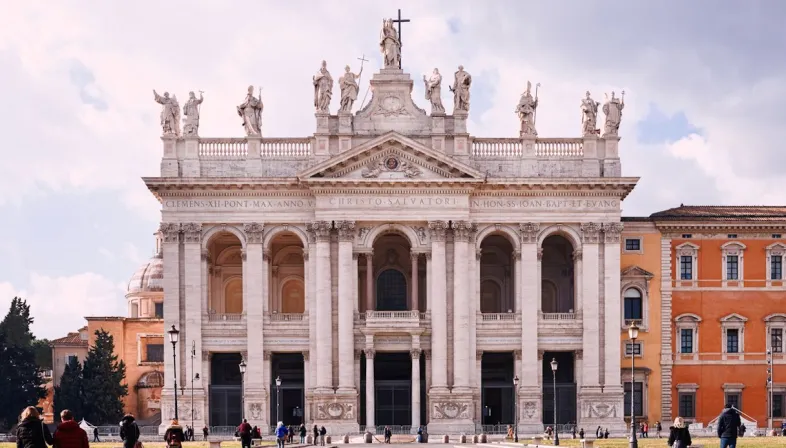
[0,297,45,430]
[82,329,127,425]
[54,357,83,421]
[32,339,53,371]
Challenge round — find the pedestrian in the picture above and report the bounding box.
[120,414,140,448]
[384,426,392,444]
[289,425,295,443]
[417,426,423,443]
[53,410,89,448]
[571,426,577,439]
[644,421,649,438]
[237,419,252,448]
[717,403,741,448]
[275,422,288,448]
[603,428,609,439]
[16,406,53,448]
[738,424,746,437]
[595,426,601,438]
[163,419,185,448]
[319,426,326,446]
[312,425,319,445]
[578,428,584,439]
[667,417,692,448]
[299,424,306,444]
[202,426,209,441]
[656,421,663,439]
[92,428,99,443]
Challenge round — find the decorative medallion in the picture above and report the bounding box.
[432,401,470,420]
[361,155,421,178]
[523,401,538,419]
[316,402,354,420]
[249,403,263,419]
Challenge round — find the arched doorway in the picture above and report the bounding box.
[268,232,305,313]
[206,232,244,316]
[479,234,515,313]
[377,269,408,311]
[367,233,416,311]
[540,235,575,313]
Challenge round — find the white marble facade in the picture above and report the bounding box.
[151,58,634,435]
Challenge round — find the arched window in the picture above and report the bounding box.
[376,269,407,311]
[623,288,643,321]
[541,280,558,313]
[224,278,243,314]
[480,280,502,313]
[281,279,305,313]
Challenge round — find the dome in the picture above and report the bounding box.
[127,253,164,294]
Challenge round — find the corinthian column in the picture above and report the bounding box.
[602,222,624,389]
[365,348,375,429]
[428,221,448,391]
[411,348,422,430]
[410,253,419,311]
[243,223,266,425]
[159,223,181,395]
[452,221,475,391]
[308,221,333,391]
[336,220,356,392]
[181,223,203,398]
[580,222,602,388]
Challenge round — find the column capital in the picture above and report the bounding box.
[306,221,332,242]
[302,351,310,361]
[602,222,624,243]
[364,348,376,359]
[428,220,448,241]
[243,222,265,244]
[476,350,483,361]
[410,349,422,360]
[159,223,181,243]
[572,249,583,261]
[580,222,602,244]
[410,252,421,262]
[423,349,432,360]
[263,351,272,360]
[519,222,540,244]
[514,350,522,361]
[335,220,356,241]
[451,221,477,242]
[182,222,202,243]
[512,249,522,260]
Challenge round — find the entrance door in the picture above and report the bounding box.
[541,351,577,425]
[374,352,411,427]
[209,353,243,426]
[481,352,515,427]
[270,353,305,426]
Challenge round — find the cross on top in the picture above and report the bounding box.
[392,9,410,69]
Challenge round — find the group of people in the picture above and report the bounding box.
[632,420,663,438]
[239,420,324,448]
[14,407,143,448]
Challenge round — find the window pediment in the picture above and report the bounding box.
[621,265,655,280]
[764,313,786,323]
[675,313,702,323]
[676,242,699,255]
[766,242,786,254]
[721,313,748,323]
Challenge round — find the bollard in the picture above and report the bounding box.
[581,439,595,448]
[364,432,372,443]
[326,436,332,444]
[459,434,466,443]
[480,433,487,443]
[472,435,479,443]
[343,435,349,443]
[442,435,449,443]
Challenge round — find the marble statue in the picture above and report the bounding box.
[581,91,600,136]
[153,90,180,136]
[313,61,333,113]
[237,86,263,136]
[339,65,362,113]
[449,66,471,113]
[182,91,204,136]
[379,18,401,69]
[602,91,625,137]
[516,81,538,136]
[423,68,445,115]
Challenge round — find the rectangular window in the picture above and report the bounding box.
[772,255,783,280]
[772,328,784,353]
[680,328,694,353]
[773,234,782,239]
[774,393,785,418]
[726,255,739,280]
[726,329,740,353]
[678,393,695,418]
[623,382,643,416]
[725,392,741,411]
[624,297,643,321]
[146,344,164,362]
[66,355,78,366]
[625,238,641,251]
[625,343,642,356]
[155,302,164,318]
[682,234,692,239]
[680,256,693,280]
[727,234,738,239]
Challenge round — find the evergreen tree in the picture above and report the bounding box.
[82,329,127,425]
[54,357,84,421]
[0,297,45,430]
[32,339,53,371]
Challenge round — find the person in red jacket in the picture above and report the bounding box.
[53,410,89,448]
[237,419,253,448]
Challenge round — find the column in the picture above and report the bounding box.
[309,221,333,391]
[181,223,203,400]
[352,253,359,312]
[303,351,310,423]
[468,246,478,389]
[263,351,272,425]
[336,221,356,391]
[242,223,265,424]
[603,223,624,388]
[159,223,180,396]
[579,223,602,388]
[452,221,473,391]
[428,221,448,391]
[306,236,317,390]
[410,253,419,311]
[411,348,422,430]
[425,254,432,311]
[518,224,539,385]
[365,348,375,429]
[365,252,374,312]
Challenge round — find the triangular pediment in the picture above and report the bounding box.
[298,132,484,181]
[621,265,655,279]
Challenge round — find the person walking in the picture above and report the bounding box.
[202,426,209,441]
[164,419,185,448]
[92,428,99,443]
[16,406,53,448]
[667,417,692,448]
[319,426,326,446]
[656,421,663,439]
[384,426,392,444]
[53,410,89,448]
[578,428,585,439]
[299,424,306,444]
[312,425,319,445]
[275,422,288,448]
[236,419,252,448]
[717,403,742,448]
[119,414,140,448]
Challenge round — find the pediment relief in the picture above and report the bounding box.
[299,132,483,180]
[621,265,655,279]
[720,313,748,323]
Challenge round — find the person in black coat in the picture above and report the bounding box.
[717,403,741,448]
[16,407,53,448]
[667,417,692,448]
[120,414,140,448]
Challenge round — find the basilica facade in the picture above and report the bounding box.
[150,37,636,434]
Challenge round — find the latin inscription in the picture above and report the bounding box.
[326,196,459,207]
[471,198,618,210]
[164,199,315,210]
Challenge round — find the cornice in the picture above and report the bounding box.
[655,221,786,232]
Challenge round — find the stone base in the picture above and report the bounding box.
[426,388,475,434]
[158,394,208,435]
[309,390,359,435]
[578,387,627,435]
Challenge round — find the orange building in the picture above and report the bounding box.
[648,206,786,429]
[619,218,664,427]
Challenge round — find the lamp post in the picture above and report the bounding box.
[767,348,773,430]
[191,341,198,432]
[168,325,180,421]
[628,323,640,448]
[513,375,519,442]
[239,359,247,419]
[276,376,282,424]
[550,358,559,446]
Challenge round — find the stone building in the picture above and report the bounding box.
[149,24,635,434]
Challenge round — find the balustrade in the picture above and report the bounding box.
[539,311,579,320]
[206,313,244,322]
[471,138,584,159]
[260,138,312,158]
[198,139,248,158]
[269,313,306,322]
[480,312,518,322]
[197,138,311,159]
[535,138,583,158]
[471,138,522,158]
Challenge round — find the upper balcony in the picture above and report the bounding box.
[538,310,583,336]
[356,310,429,331]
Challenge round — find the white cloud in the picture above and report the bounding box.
[0,273,127,339]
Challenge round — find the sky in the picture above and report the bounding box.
[1,1,785,339]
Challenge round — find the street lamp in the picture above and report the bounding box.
[191,341,198,432]
[550,358,559,446]
[239,359,247,419]
[628,323,640,448]
[276,376,282,424]
[513,375,519,442]
[767,348,773,430]
[168,325,180,421]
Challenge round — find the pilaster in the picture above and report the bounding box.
[160,136,179,177]
[246,137,263,176]
[182,137,201,177]
[159,222,180,433]
[307,221,334,392]
[451,221,474,392]
[336,220,356,393]
[182,223,204,410]
[427,221,449,392]
[243,223,267,426]
[517,222,542,432]
[579,222,602,389]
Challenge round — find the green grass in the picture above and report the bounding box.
[0,443,275,448]
[517,437,785,447]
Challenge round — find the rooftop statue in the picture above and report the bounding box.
[313,60,333,113]
[379,18,401,69]
[237,86,263,136]
[339,65,362,113]
[423,68,445,115]
[153,90,180,136]
[183,91,204,136]
[602,90,625,137]
[516,81,538,136]
[580,91,600,136]
[449,65,471,113]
